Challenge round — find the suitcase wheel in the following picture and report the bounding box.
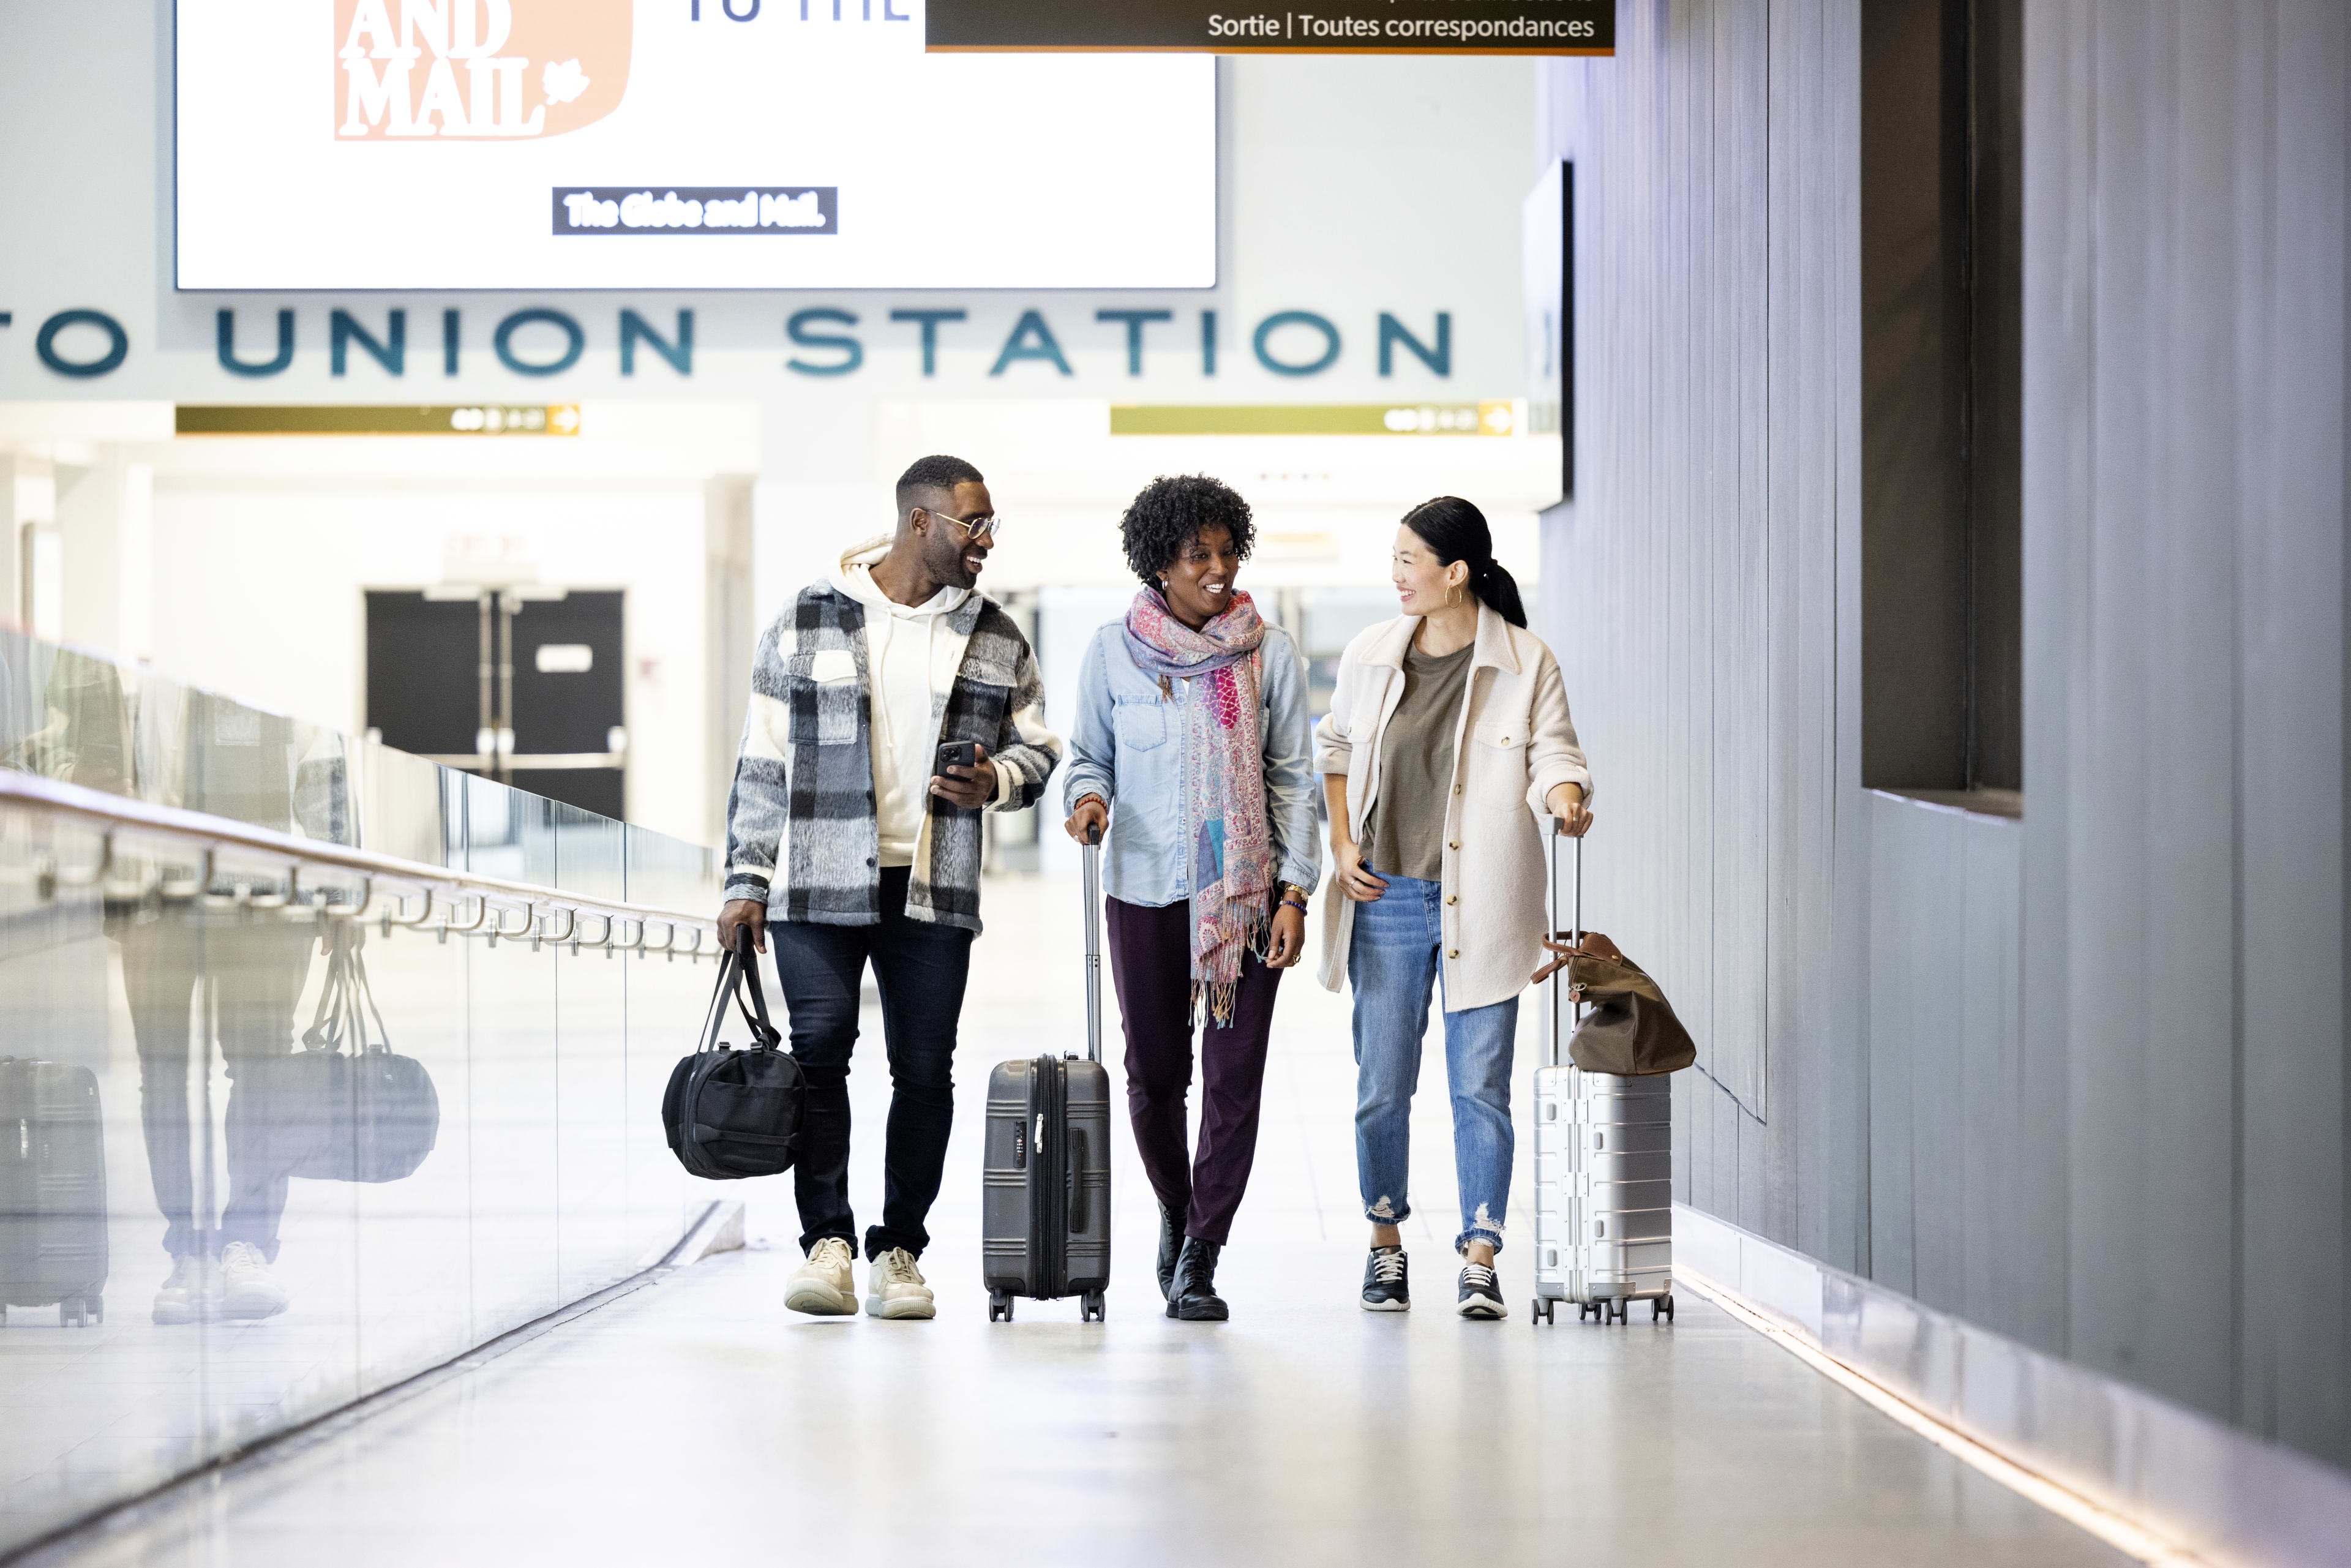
[1080,1291,1106,1324]
[1530,1297,1555,1326]
[1577,1302,1594,1322]
[989,1290,1013,1324]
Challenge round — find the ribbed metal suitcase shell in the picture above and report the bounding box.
[1531,1067,1673,1308]
[981,831,1112,1321]
[981,1055,1111,1306]
[1529,829,1674,1324]
[0,1057,109,1327]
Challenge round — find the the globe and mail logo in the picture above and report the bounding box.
[552,187,838,235]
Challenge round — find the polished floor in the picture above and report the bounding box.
[26,874,2127,1567]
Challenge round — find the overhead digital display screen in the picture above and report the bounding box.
[174,1,1217,290]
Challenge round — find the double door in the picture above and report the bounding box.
[364,588,626,820]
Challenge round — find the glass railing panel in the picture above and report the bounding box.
[460,781,562,1340]
[187,894,365,1457]
[0,812,209,1547]
[0,633,138,798]
[624,823,713,1253]
[353,738,456,870]
[552,803,634,1299]
[0,626,713,1554]
[349,857,478,1390]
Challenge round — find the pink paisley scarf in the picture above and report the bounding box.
[1121,588,1272,1022]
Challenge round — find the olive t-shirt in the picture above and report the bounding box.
[1363,640,1474,882]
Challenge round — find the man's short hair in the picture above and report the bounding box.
[896,454,985,516]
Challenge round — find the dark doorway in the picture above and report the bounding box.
[1860,0,2023,806]
[365,588,626,820]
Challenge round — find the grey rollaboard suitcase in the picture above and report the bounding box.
[982,829,1112,1322]
[0,1057,108,1327]
[1530,827,1675,1326]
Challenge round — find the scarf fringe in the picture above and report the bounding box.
[1188,886,1276,1027]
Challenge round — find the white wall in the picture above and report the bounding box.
[147,479,713,844]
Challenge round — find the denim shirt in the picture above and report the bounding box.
[1060,620,1324,909]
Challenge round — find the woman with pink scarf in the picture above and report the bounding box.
[1062,475,1323,1321]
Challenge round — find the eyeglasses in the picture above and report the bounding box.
[924,508,1002,544]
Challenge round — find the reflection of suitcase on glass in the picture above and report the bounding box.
[981,831,1111,1322]
[0,1057,109,1327]
[1530,828,1674,1326]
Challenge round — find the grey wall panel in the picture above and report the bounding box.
[1541,0,2347,1472]
[1861,792,2029,1332]
[2229,0,2347,1463]
[2023,0,2347,1456]
[2016,0,2090,1365]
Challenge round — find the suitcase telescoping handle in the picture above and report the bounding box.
[1543,819,1584,1070]
[1082,822,1104,1065]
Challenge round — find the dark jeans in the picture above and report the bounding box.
[771,867,974,1259]
[117,916,316,1262]
[1104,895,1283,1246]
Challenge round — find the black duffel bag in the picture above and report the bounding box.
[234,923,441,1184]
[663,929,802,1179]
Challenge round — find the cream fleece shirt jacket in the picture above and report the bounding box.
[1313,602,1594,1011]
[830,541,1008,867]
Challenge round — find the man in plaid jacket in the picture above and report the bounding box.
[718,454,1060,1322]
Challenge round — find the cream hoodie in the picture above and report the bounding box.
[830,539,974,867]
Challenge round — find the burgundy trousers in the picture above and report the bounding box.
[1104,896,1284,1245]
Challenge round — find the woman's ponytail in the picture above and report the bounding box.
[1472,558,1528,628]
[1398,496,1529,628]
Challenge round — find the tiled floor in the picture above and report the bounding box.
[23,873,2128,1566]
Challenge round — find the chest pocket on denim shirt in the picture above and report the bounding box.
[1114,697,1169,752]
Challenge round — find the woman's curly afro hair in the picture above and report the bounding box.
[1119,474,1255,588]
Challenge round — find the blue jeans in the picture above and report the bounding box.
[1348,872,1518,1255]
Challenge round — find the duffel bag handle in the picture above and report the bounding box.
[694,926,782,1056]
[730,926,782,1050]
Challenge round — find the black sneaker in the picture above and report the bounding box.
[1456,1261,1505,1319]
[1361,1245,1410,1311]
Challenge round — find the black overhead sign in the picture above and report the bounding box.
[925,0,1612,55]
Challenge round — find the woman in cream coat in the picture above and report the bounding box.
[1313,496,1592,1318]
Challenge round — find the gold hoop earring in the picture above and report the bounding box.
[1446,582,1463,610]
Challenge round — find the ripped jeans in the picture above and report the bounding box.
[1348,872,1518,1255]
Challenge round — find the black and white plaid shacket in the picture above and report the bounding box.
[722,579,1059,933]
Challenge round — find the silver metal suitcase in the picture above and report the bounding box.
[1530,826,1676,1325]
[981,831,1111,1322]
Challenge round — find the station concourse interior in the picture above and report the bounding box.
[0,3,2347,1566]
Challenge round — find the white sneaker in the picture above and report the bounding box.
[864,1247,936,1320]
[784,1237,858,1316]
[152,1255,218,1326]
[217,1242,289,1321]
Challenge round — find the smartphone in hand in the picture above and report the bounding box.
[936,740,978,774]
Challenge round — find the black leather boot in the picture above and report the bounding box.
[1157,1203,1183,1302]
[1168,1237,1228,1321]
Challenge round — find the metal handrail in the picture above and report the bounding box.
[0,770,719,953]
[489,902,536,940]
